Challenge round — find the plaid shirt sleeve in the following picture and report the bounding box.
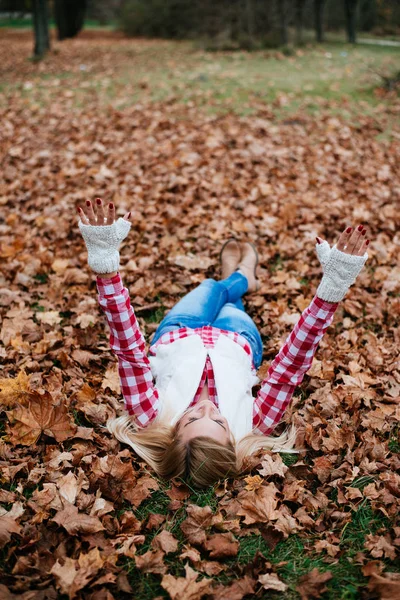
[96,273,159,428]
[253,295,338,435]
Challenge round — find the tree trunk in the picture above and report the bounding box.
[314,0,326,43]
[33,0,50,59]
[55,0,87,41]
[245,0,255,48]
[344,0,359,43]
[277,0,288,46]
[295,0,306,45]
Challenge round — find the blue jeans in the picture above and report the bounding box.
[151,272,263,368]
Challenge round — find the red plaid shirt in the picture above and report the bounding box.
[97,274,338,435]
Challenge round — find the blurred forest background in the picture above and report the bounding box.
[1,0,400,58]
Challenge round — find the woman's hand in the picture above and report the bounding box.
[77,198,131,277]
[316,224,370,257]
[315,224,370,303]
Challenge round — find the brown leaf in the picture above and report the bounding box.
[51,501,105,535]
[203,532,239,558]
[180,504,214,545]
[134,549,167,574]
[236,483,281,524]
[258,572,288,592]
[152,530,179,554]
[212,575,256,600]
[0,369,31,408]
[0,515,22,549]
[161,564,211,600]
[296,568,333,600]
[6,391,76,446]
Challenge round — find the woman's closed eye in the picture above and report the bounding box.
[187,417,226,429]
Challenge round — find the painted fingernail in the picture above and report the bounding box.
[316,237,321,244]
[76,206,81,213]
[358,224,363,231]
[362,230,366,236]
[109,203,114,209]
[127,212,131,219]
[96,198,102,205]
[86,200,91,206]
[346,227,352,233]
[366,240,370,246]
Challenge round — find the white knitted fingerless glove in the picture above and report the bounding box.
[78,218,131,274]
[316,241,368,303]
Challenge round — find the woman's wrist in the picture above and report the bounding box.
[96,271,118,279]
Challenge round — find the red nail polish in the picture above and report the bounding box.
[316,237,320,244]
[358,224,363,231]
[366,240,370,246]
[96,198,101,205]
[128,212,131,219]
[362,230,366,236]
[109,203,114,209]
[346,227,352,233]
[76,206,81,213]
[86,200,91,206]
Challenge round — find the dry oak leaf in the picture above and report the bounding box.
[212,575,256,600]
[50,548,104,599]
[51,501,105,535]
[364,534,397,561]
[6,391,77,446]
[258,572,288,592]
[0,369,31,408]
[236,482,281,525]
[204,532,239,558]
[152,530,179,554]
[296,568,333,600]
[134,549,167,574]
[161,564,211,600]
[180,504,214,545]
[367,572,400,600]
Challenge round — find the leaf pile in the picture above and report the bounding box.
[0,30,399,600]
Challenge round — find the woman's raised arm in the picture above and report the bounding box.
[253,224,370,435]
[77,199,160,427]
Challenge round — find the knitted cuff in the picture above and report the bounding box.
[78,218,131,274]
[316,245,368,302]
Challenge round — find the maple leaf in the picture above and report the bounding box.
[134,549,167,574]
[5,391,77,446]
[152,530,179,554]
[180,504,214,545]
[236,483,281,524]
[258,453,289,478]
[296,568,333,600]
[161,564,211,600]
[0,369,31,409]
[50,548,104,599]
[212,575,256,600]
[367,572,400,600]
[0,515,22,549]
[204,532,239,558]
[258,572,288,592]
[51,501,105,535]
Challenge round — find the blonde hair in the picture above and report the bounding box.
[107,412,302,489]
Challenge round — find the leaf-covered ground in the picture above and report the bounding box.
[0,30,399,600]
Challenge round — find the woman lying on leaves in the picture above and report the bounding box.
[77,198,370,489]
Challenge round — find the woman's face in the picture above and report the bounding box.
[177,400,231,445]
